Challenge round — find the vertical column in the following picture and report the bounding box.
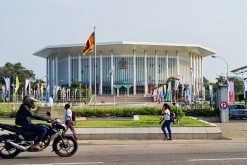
[199,55,202,93]
[196,55,199,95]
[68,53,71,86]
[144,50,148,95]
[176,51,180,76]
[133,50,136,95]
[201,56,203,88]
[89,55,92,90]
[52,56,55,88]
[55,55,58,86]
[166,51,169,80]
[47,57,50,88]
[190,52,193,69]
[189,52,194,98]
[78,54,81,83]
[110,51,114,95]
[99,53,103,95]
[155,50,158,87]
[193,53,196,96]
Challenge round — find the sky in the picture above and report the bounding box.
[0,0,246,82]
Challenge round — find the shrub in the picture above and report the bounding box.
[72,106,162,117]
[184,108,220,117]
[0,104,18,118]
[170,106,185,123]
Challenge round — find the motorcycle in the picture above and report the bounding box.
[0,118,78,159]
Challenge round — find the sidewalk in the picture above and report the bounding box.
[0,119,222,140]
[216,120,247,140]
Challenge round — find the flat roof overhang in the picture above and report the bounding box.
[231,65,247,75]
[33,41,216,58]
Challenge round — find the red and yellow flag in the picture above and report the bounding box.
[82,32,95,55]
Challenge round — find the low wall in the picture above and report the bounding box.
[74,126,222,140]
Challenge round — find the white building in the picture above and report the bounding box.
[34,41,215,96]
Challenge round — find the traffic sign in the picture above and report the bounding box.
[219,101,228,109]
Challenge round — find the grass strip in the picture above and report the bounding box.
[0,116,209,127]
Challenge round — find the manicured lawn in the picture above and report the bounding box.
[0,116,209,127]
[74,116,209,127]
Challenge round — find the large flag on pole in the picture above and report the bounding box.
[82,32,95,55]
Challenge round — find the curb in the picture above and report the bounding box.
[73,126,222,140]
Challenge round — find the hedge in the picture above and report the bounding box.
[72,106,161,117]
[0,103,217,119]
[184,108,220,117]
[0,104,18,118]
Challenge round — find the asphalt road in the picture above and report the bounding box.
[1,119,247,165]
[1,139,247,165]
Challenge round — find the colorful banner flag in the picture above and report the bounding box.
[174,76,180,91]
[82,32,95,55]
[209,84,213,102]
[25,77,31,96]
[180,76,184,97]
[1,86,5,101]
[228,80,235,103]
[4,77,10,100]
[187,69,193,104]
[40,83,44,99]
[45,85,49,103]
[244,78,247,99]
[165,81,172,102]
[15,76,20,94]
[163,84,166,100]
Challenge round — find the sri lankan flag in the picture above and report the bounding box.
[82,32,95,55]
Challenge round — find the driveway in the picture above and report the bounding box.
[216,119,247,140]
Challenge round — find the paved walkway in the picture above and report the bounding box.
[216,119,247,140]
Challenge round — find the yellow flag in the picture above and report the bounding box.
[15,76,20,94]
[40,83,44,98]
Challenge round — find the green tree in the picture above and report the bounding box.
[0,62,36,97]
[215,75,226,85]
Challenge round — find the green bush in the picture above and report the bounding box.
[72,106,162,117]
[0,104,18,118]
[170,106,185,123]
[0,103,218,119]
[184,108,220,117]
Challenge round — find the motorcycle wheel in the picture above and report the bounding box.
[43,135,51,149]
[0,134,21,159]
[52,135,77,157]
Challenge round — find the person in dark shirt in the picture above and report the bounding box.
[15,96,50,150]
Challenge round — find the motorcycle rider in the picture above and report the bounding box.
[15,96,51,150]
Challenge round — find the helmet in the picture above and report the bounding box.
[23,96,38,109]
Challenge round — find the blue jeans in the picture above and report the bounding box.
[23,123,47,144]
[161,120,172,139]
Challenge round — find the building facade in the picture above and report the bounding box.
[34,41,215,96]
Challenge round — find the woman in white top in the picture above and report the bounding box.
[161,103,172,140]
[64,104,77,140]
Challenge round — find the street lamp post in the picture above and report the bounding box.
[211,55,229,81]
[109,66,115,107]
[211,55,230,123]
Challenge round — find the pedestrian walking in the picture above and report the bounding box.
[64,103,78,140]
[159,103,172,140]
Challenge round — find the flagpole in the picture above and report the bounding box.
[94,26,96,106]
